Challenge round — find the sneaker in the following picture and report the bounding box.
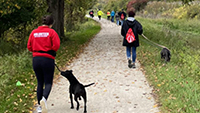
[128,59,132,68]
[40,97,47,113]
[37,105,42,113]
[132,63,136,68]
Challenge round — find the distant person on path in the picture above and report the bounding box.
[27,15,60,113]
[89,10,94,18]
[107,10,111,20]
[97,9,103,20]
[119,9,127,26]
[111,10,115,22]
[115,11,120,25]
[121,10,143,68]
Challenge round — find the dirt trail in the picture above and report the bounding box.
[34,16,159,113]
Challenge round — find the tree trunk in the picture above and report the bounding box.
[46,0,64,38]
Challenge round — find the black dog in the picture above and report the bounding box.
[61,70,94,113]
[160,48,171,62]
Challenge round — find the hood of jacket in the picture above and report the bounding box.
[126,17,136,27]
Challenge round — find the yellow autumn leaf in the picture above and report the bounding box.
[157,84,161,87]
[14,102,18,106]
[153,104,158,108]
[15,4,21,9]
[20,98,22,102]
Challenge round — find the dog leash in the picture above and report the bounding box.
[54,64,62,72]
[141,34,169,50]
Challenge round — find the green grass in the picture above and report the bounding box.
[0,18,101,113]
[136,17,200,113]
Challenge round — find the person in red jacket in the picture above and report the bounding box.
[27,15,60,113]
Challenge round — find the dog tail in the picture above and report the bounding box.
[84,83,95,87]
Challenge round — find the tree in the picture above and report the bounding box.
[46,0,64,37]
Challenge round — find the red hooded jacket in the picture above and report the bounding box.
[27,26,60,59]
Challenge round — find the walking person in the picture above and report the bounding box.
[119,9,127,26]
[27,15,60,113]
[97,9,103,20]
[121,10,143,68]
[115,11,120,25]
[111,10,115,22]
[107,10,111,20]
[89,10,94,18]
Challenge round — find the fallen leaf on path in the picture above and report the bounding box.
[125,89,129,91]
[153,104,158,108]
[147,97,151,100]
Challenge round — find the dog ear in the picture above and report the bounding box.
[69,70,73,72]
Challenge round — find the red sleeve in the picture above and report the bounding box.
[27,32,33,52]
[51,30,60,52]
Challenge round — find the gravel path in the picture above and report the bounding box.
[34,16,160,113]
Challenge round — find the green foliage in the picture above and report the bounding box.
[137,17,200,113]
[140,1,200,19]
[0,0,36,36]
[0,0,48,55]
[65,0,97,31]
[170,4,200,19]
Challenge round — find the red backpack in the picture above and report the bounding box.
[121,13,125,20]
[126,28,136,43]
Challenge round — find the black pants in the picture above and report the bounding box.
[33,57,55,104]
[98,16,101,20]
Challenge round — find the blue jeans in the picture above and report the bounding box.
[111,16,114,22]
[121,20,124,26]
[116,20,119,25]
[126,46,137,63]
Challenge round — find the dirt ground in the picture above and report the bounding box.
[33,16,160,113]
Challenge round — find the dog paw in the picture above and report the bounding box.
[84,111,87,113]
[71,106,74,109]
[76,107,79,111]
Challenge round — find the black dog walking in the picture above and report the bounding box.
[55,64,94,113]
[141,34,171,62]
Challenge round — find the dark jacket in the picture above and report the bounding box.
[121,19,143,47]
[118,11,127,20]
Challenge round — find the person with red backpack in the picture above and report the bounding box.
[118,9,127,26]
[89,10,94,18]
[121,10,143,68]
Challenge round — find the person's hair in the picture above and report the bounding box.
[128,11,135,17]
[42,15,54,26]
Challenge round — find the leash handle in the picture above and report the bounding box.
[141,34,168,49]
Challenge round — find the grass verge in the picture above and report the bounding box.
[136,17,200,113]
[0,18,101,113]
